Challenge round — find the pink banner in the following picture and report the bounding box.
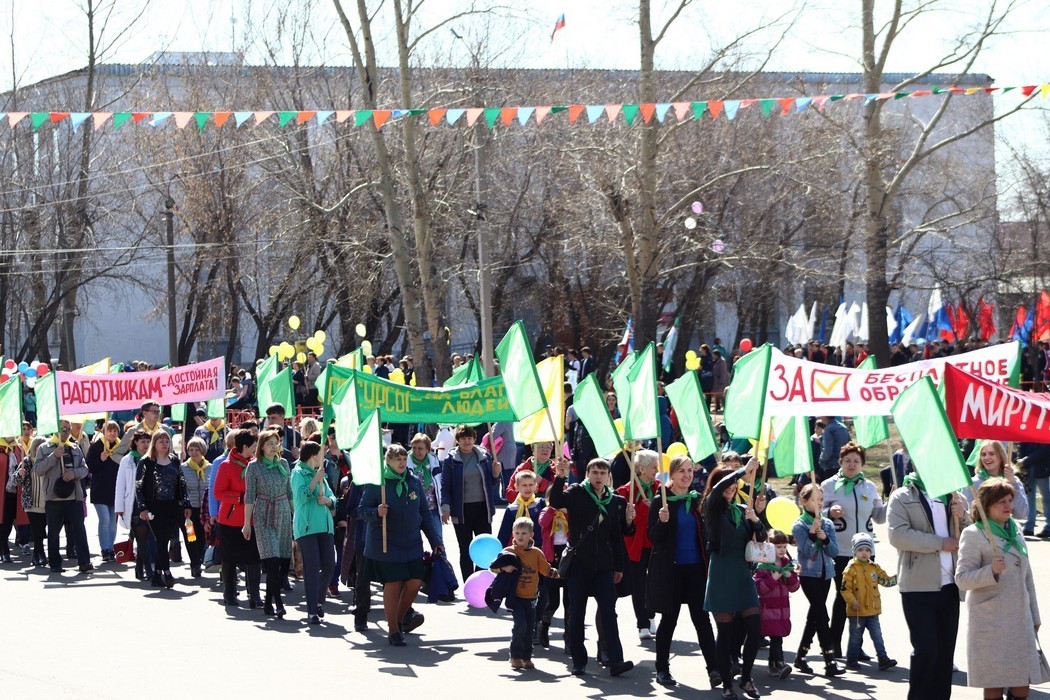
[55,357,225,414]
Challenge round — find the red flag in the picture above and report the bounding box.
[952,301,970,340]
[976,297,995,341]
[1037,290,1050,341]
[943,305,957,342]
[1009,305,1026,340]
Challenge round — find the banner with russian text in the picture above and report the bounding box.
[55,357,226,414]
[348,369,517,424]
[943,363,1050,443]
[761,342,1018,416]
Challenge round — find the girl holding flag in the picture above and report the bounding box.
[956,478,1043,699]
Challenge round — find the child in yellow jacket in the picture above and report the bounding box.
[839,532,897,671]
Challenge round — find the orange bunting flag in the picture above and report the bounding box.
[708,100,724,120]
[296,111,315,125]
[567,105,585,124]
[213,112,232,127]
[372,110,392,128]
[428,108,446,126]
[639,103,656,123]
[500,107,516,126]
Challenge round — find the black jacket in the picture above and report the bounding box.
[703,467,766,556]
[1019,442,1050,480]
[646,492,707,613]
[549,476,634,572]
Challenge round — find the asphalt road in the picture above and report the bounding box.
[2,511,1048,699]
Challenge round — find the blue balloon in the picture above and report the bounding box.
[468,534,503,570]
[16,362,28,373]
[24,368,36,379]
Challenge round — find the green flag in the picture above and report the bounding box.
[573,374,623,459]
[724,344,772,440]
[664,371,718,462]
[444,355,485,387]
[965,439,986,469]
[348,409,383,486]
[494,321,546,420]
[268,367,295,417]
[891,376,970,499]
[109,363,124,373]
[256,354,278,412]
[771,415,814,476]
[853,356,890,449]
[171,403,187,423]
[206,397,226,419]
[332,375,360,451]
[35,372,60,435]
[624,342,659,441]
[0,378,23,438]
[1009,343,1021,388]
[611,351,638,434]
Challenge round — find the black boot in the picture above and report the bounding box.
[247,566,263,608]
[793,647,813,674]
[822,650,845,677]
[539,620,551,648]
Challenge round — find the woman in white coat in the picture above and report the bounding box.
[114,430,152,579]
[956,478,1043,699]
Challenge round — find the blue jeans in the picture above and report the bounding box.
[508,595,537,660]
[846,615,886,661]
[1025,476,1050,533]
[94,504,117,551]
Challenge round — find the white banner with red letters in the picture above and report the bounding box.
[55,357,225,414]
[763,342,1018,417]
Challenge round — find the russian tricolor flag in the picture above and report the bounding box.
[551,13,566,42]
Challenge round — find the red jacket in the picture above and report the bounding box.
[214,452,250,527]
[505,458,554,503]
[616,479,659,562]
[753,556,800,638]
[0,447,28,526]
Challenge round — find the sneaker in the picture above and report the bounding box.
[877,657,897,671]
[638,627,652,640]
[768,662,792,679]
[649,618,658,636]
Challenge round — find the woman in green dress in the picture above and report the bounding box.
[703,456,766,700]
[243,428,293,618]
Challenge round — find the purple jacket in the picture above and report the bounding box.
[753,557,800,638]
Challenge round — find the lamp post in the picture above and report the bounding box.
[164,197,177,366]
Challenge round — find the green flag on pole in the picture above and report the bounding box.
[891,376,970,499]
[494,321,547,420]
[444,355,485,387]
[206,397,226,419]
[771,415,814,476]
[611,351,638,434]
[348,409,384,486]
[625,342,659,441]
[255,354,278,412]
[0,378,23,438]
[268,367,295,417]
[664,371,719,462]
[35,372,60,436]
[724,344,772,440]
[573,374,623,459]
[965,440,986,469]
[854,356,890,449]
[332,375,361,451]
[171,403,187,423]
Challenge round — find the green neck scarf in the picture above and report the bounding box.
[531,457,550,478]
[583,481,612,515]
[976,517,1028,558]
[902,472,948,504]
[726,503,743,527]
[383,465,408,498]
[756,562,794,574]
[665,488,700,511]
[129,449,141,461]
[834,470,864,496]
[800,509,825,549]
[410,454,433,490]
[635,479,655,503]
[260,454,288,477]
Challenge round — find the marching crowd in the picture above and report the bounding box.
[1,374,1048,699]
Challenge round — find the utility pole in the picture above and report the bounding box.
[165,197,178,366]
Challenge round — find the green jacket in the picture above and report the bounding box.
[291,461,336,538]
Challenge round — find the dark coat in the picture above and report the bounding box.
[646,492,708,614]
[548,476,634,573]
[358,471,442,563]
[438,447,497,521]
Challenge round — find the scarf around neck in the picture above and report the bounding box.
[48,435,77,449]
[204,420,226,444]
[583,481,612,515]
[229,450,250,479]
[186,457,210,481]
[800,509,826,549]
[756,562,795,575]
[513,493,537,518]
[976,517,1028,558]
[384,465,408,497]
[531,457,550,478]
[635,478,655,503]
[665,488,700,511]
[260,454,288,477]
[99,436,119,460]
[834,470,864,496]
[411,453,433,489]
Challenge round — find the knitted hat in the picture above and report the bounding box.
[851,532,875,557]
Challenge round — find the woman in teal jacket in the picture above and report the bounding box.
[291,441,337,625]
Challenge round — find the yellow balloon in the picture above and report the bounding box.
[355,323,366,337]
[685,350,697,361]
[666,442,688,458]
[268,345,279,357]
[314,330,327,343]
[296,352,306,364]
[315,344,325,358]
[361,340,372,355]
[765,497,801,533]
[288,315,301,330]
[661,453,671,471]
[305,337,318,352]
[389,368,405,385]
[686,357,701,371]
[613,418,625,439]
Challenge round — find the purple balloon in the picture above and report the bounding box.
[463,570,496,608]
[691,201,704,215]
[712,239,725,253]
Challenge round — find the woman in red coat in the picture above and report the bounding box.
[214,429,262,607]
[753,529,801,679]
[616,449,660,640]
[505,440,555,503]
[0,440,29,563]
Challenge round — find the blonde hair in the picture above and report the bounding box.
[668,454,693,476]
[978,440,1009,475]
[147,431,172,461]
[633,449,659,474]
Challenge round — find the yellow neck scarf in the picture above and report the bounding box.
[204,420,226,444]
[551,510,569,538]
[186,457,210,480]
[17,437,32,456]
[48,435,77,448]
[0,437,11,453]
[141,421,162,436]
[100,437,119,460]
[513,493,537,519]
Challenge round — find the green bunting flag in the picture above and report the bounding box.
[573,374,623,459]
[724,344,772,440]
[611,351,638,434]
[0,378,23,438]
[771,415,813,476]
[255,354,278,412]
[109,363,124,373]
[494,321,547,420]
[854,356,890,448]
[206,397,226,419]
[348,409,383,486]
[624,342,659,441]
[332,375,360,451]
[664,371,719,462]
[444,355,485,387]
[35,372,60,436]
[891,376,970,499]
[268,367,295,417]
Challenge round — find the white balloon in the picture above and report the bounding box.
[684,217,697,230]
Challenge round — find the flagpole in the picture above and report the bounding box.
[657,435,666,502]
[381,479,388,554]
[752,457,769,510]
[966,484,999,557]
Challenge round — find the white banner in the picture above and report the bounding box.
[763,342,1018,416]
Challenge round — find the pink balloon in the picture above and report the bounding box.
[3,360,13,371]
[36,363,49,376]
[463,570,496,608]
[691,201,704,215]
[740,338,753,353]
[0,375,7,384]
[711,239,725,253]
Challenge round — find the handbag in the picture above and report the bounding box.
[203,543,222,570]
[52,476,76,499]
[745,538,776,564]
[114,535,135,564]
[558,513,601,579]
[1037,636,1050,685]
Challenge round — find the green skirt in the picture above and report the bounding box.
[363,556,425,584]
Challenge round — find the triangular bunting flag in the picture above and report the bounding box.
[7,112,27,127]
[500,107,517,126]
[173,112,194,129]
[621,104,639,125]
[112,113,132,130]
[654,103,671,122]
[446,108,465,125]
[777,97,795,115]
[465,107,484,126]
[1041,84,1050,99]
[131,112,151,123]
[517,107,534,126]
[741,99,756,109]
[92,112,112,130]
[151,112,173,127]
[483,107,500,128]
[373,110,392,128]
[672,102,691,121]
[277,111,297,127]
[604,104,622,122]
[354,110,372,126]
[691,101,707,120]
[707,100,724,120]
[296,110,316,125]
[255,111,275,125]
[194,112,210,131]
[724,100,741,120]
[568,105,585,124]
[335,110,353,123]
[428,108,446,125]
[639,103,655,123]
[759,99,776,117]
[31,113,49,131]
[233,111,252,127]
[315,110,333,124]
[49,112,70,124]
[813,96,831,110]
[585,105,604,124]
[213,112,232,127]
[69,112,91,132]
[795,97,813,112]
[534,106,551,124]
